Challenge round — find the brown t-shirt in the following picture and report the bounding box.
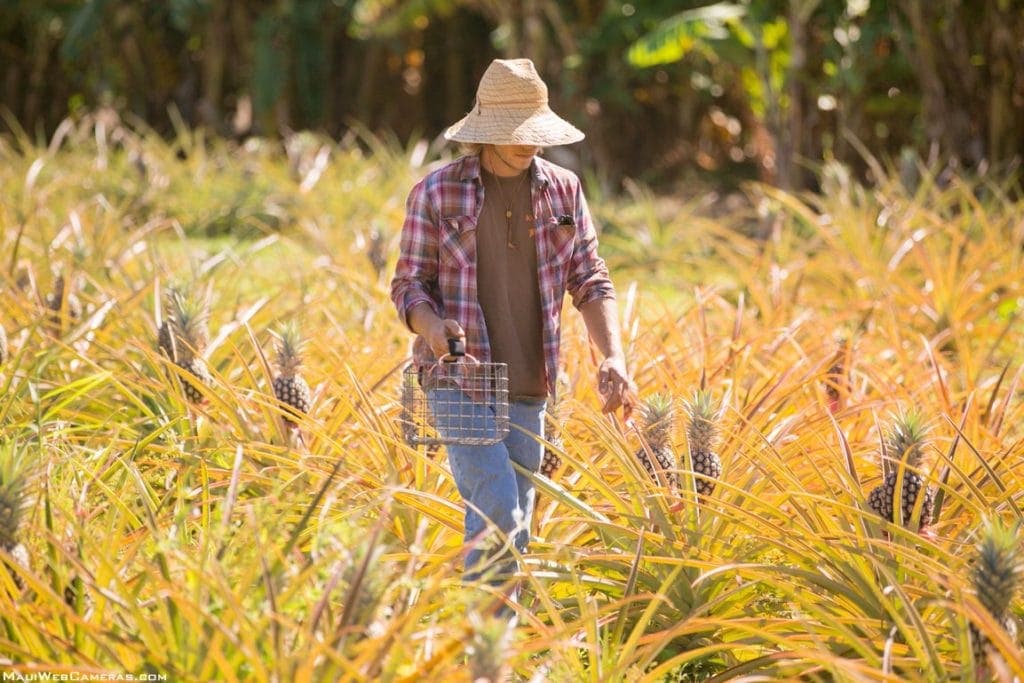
[476,168,547,399]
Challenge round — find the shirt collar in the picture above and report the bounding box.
[459,153,551,188]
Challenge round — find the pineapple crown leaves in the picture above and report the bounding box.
[165,284,212,353]
[641,392,676,426]
[547,370,573,420]
[685,389,721,422]
[273,320,306,376]
[972,518,1023,620]
[883,409,929,468]
[639,392,676,448]
[685,389,721,447]
[466,611,513,680]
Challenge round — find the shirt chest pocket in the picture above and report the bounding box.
[439,216,477,270]
[546,217,576,267]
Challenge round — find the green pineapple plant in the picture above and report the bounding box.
[635,393,679,489]
[685,389,723,496]
[158,286,212,403]
[866,411,934,529]
[0,440,33,587]
[969,519,1021,674]
[272,321,312,427]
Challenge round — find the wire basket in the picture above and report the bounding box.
[401,339,509,446]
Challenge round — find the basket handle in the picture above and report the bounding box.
[437,337,478,364]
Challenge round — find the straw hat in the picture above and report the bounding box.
[444,59,584,146]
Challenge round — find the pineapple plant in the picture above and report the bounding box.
[467,611,513,683]
[0,440,33,587]
[540,390,570,479]
[866,411,934,529]
[635,393,679,489]
[685,390,723,496]
[272,321,312,427]
[824,336,850,414]
[969,519,1021,673]
[159,286,212,403]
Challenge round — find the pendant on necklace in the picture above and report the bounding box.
[506,214,516,249]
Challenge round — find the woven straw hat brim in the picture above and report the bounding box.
[444,104,585,146]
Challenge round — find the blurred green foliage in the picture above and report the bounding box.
[1,0,1022,191]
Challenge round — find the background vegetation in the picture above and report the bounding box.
[3,0,1024,189]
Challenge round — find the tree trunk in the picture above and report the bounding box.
[521,0,545,65]
[984,0,1023,165]
[199,0,229,130]
[783,3,807,190]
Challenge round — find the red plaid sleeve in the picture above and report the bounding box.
[391,177,441,331]
[565,181,615,310]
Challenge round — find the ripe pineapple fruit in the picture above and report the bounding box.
[540,412,563,479]
[866,412,934,528]
[159,287,212,403]
[969,519,1021,672]
[685,390,723,496]
[0,321,7,364]
[45,274,82,329]
[272,321,311,427]
[0,440,33,586]
[635,393,679,489]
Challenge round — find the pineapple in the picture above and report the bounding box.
[0,321,7,364]
[867,412,934,528]
[272,321,312,427]
[969,519,1021,671]
[685,390,723,496]
[0,440,33,586]
[540,412,563,479]
[157,289,177,360]
[635,394,679,489]
[45,273,82,329]
[160,287,212,403]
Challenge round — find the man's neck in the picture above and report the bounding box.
[481,147,530,177]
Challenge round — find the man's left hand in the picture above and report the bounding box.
[597,356,637,421]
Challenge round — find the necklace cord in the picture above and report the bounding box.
[491,171,529,248]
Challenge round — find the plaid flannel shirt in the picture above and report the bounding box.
[390,154,615,397]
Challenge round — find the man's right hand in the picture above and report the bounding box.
[407,303,466,359]
[424,318,466,359]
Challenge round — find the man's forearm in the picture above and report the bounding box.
[579,297,625,361]
[407,301,443,339]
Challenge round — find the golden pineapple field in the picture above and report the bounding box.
[1,113,1023,681]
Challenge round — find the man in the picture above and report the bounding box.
[391,58,635,585]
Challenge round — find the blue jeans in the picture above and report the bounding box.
[426,388,546,582]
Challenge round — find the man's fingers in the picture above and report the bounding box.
[443,319,465,339]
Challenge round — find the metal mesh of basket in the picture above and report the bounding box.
[400,341,509,446]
